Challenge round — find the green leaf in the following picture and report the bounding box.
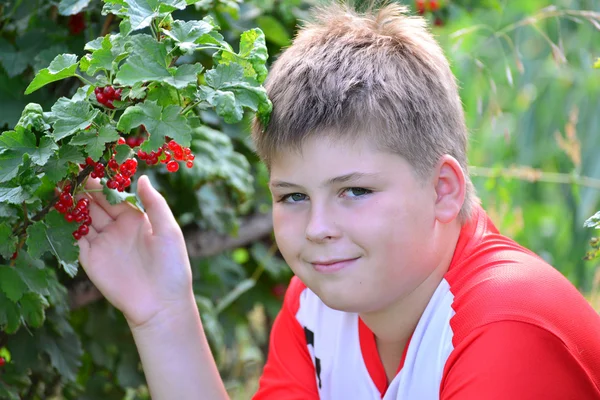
[256,15,291,47]
[70,125,119,160]
[0,38,29,78]
[25,212,79,277]
[43,144,84,183]
[15,256,50,295]
[24,54,79,95]
[39,325,83,382]
[117,101,191,150]
[200,63,271,124]
[58,0,91,15]
[48,97,99,141]
[0,266,29,302]
[125,0,187,32]
[114,144,133,164]
[0,129,58,168]
[20,292,48,328]
[101,180,139,206]
[115,36,202,89]
[85,34,129,76]
[594,58,600,69]
[216,28,269,83]
[0,156,42,204]
[0,291,21,333]
[0,222,17,259]
[162,19,214,53]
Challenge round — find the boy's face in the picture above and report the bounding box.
[269,136,446,314]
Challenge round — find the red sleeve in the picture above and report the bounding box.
[441,321,600,400]
[252,277,319,399]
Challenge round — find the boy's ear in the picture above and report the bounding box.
[433,155,465,224]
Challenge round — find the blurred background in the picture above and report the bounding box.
[0,0,599,398]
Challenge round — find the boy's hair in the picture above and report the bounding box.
[252,2,478,223]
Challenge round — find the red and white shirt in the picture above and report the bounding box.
[254,206,600,399]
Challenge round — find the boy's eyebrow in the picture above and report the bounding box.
[269,172,380,189]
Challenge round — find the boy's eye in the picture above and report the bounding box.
[279,193,307,203]
[343,187,372,197]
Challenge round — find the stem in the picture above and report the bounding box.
[470,166,600,190]
[74,74,95,87]
[181,101,201,115]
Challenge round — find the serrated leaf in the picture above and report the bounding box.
[85,34,129,76]
[117,101,191,150]
[25,54,79,95]
[239,29,268,83]
[125,0,187,32]
[0,291,21,333]
[39,325,83,382]
[43,144,84,183]
[0,129,58,170]
[101,180,139,205]
[114,144,133,164]
[70,125,119,160]
[0,156,42,204]
[20,292,48,328]
[15,257,49,295]
[48,97,99,140]
[200,63,271,124]
[58,0,91,15]
[25,212,79,277]
[0,266,29,302]
[162,19,214,53]
[115,36,202,89]
[0,222,17,259]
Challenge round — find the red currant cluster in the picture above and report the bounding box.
[106,157,138,192]
[137,140,195,172]
[94,86,122,109]
[54,185,92,240]
[81,157,106,179]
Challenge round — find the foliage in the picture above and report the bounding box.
[0,0,599,398]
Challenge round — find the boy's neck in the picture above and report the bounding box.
[359,221,461,346]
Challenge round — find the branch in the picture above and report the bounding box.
[470,166,600,190]
[68,212,274,310]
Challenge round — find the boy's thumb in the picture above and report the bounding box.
[137,175,177,236]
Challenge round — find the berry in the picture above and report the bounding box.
[11,252,18,260]
[429,0,440,11]
[104,86,115,98]
[434,17,443,26]
[0,357,5,367]
[65,213,75,222]
[166,160,179,172]
[78,224,89,235]
[118,137,126,145]
[68,13,86,35]
[73,231,82,240]
[416,0,425,14]
[186,161,194,168]
[86,157,95,166]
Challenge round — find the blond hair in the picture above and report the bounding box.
[252,2,478,222]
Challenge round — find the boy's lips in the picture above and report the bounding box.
[309,257,360,273]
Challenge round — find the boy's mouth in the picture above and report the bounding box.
[309,257,360,273]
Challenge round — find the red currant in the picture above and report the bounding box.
[166,160,179,172]
[78,224,89,235]
[73,231,82,240]
[118,137,126,145]
[0,357,5,367]
[186,161,194,168]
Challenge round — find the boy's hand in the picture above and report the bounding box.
[76,175,193,330]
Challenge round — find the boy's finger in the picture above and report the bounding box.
[136,175,179,236]
[82,177,137,219]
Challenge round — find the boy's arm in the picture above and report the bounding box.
[440,321,600,399]
[253,277,320,399]
[128,289,228,400]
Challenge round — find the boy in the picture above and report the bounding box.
[77,3,600,399]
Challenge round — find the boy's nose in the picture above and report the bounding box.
[305,205,341,243]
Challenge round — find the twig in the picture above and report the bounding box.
[470,166,600,190]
